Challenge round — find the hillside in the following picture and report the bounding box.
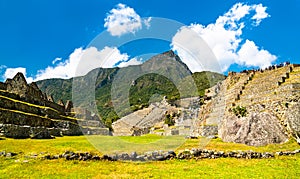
[195,64,300,146]
[36,51,225,129]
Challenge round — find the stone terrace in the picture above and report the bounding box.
[0,73,109,139]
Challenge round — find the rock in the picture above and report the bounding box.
[155,155,164,161]
[102,155,113,161]
[294,149,300,154]
[31,127,54,139]
[5,152,17,158]
[136,155,146,161]
[219,113,289,146]
[131,152,137,159]
[207,135,217,139]
[284,101,300,140]
[185,135,198,139]
[0,151,6,156]
[92,155,100,160]
[2,124,30,139]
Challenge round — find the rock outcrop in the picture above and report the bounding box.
[219,113,288,146]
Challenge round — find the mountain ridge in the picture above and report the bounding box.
[36,50,225,129]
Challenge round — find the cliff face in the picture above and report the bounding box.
[0,73,109,139]
[196,64,300,146]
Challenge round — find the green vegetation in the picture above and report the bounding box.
[232,105,247,117]
[37,68,225,130]
[37,78,73,102]
[192,71,225,96]
[129,73,180,111]
[0,136,299,178]
[164,114,175,126]
[164,112,181,126]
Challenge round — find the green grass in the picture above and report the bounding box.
[0,135,299,178]
[1,156,299,178]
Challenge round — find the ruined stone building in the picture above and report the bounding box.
[0,73,109,139]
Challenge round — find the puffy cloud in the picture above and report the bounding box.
[3,67,33,83]
[52,57,62,65]
[172,3,276,72]
[2,45,138,82]
[251,4,270,26]
[35,46,130,81]
[172,27,222,73]
[104,3,151,36]
[34,48,83,81]
[117,57,143,67]
[237,40,276,68]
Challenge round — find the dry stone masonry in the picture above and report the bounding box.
[0,73,109,139]
[3,148,299,162]
[112,96,199,136]
[196,64,300,146]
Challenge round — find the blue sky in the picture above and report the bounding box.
[0,0,299,82]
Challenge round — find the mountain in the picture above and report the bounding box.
[36,50,225,129]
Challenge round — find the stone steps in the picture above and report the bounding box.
[112,119,135,136]
[284,67,300,84]
[81,127,110,135]
[238,90,295,107]
[136,107,165,128]
[0,95,65,120]
[236,65,295,106]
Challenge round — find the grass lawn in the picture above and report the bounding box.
[0,135,299,178]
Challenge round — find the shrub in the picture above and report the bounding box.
[232,105,247,118]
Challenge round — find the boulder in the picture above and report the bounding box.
[284,101,300,139]
[219,112,288,146]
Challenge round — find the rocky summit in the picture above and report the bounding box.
[0,73,109,139]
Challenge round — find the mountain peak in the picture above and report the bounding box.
[162,50,176,58]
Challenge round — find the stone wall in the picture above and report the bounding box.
[0,82,7,90]
[0,72,110,139]
[197,64,300,146]
[0,109,53,127]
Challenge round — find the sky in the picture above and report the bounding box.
[0,0,299,82]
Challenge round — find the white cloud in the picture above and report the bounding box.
[3,67,33,83]
[35,46,130,81]
[237,40,276,68]
[144,17,152,29]
[251,4,270,26]
[52,57,62,65]
[2,46,134,82]
[34,48,83,81]
[118,57,143,67]
[104,3,151,36]
[172,27,222,73]
[172,3,276,72]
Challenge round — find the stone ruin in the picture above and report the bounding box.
[105,63,300,147]
[112,96,200,137]
[0,72,109,139]
[194,64,300,146]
